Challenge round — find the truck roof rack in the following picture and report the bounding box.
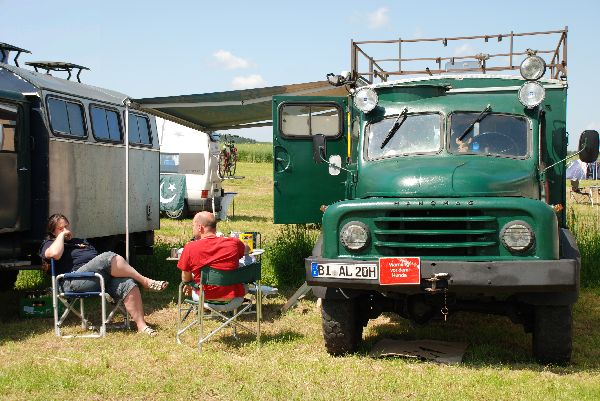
[25,61,90,83]
[0,42,32,67]
[351,27,568,84]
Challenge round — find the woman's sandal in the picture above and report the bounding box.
[140,326,157,337]
[146,280,169,292]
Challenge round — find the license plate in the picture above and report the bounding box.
[311,262,378,280]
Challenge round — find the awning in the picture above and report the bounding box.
[133,80,346,132]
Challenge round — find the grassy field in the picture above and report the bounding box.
[2,162,600,400]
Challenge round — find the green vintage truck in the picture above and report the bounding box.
[272,28,598,364]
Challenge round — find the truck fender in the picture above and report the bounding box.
[515,228,580,306]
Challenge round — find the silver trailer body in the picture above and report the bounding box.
[0,61,159,283]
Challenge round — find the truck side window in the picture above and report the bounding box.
[91,105,122,142]
[47,97,86,137]
[128,113,152,145]
[280,103,341,138]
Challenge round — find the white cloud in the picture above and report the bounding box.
[584,121,600,130]
[454,44,475,57]
[213,50,250,70]
[367,7,389,29]
[231,74,266,89]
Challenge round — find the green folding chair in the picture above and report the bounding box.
[176,262,262,350]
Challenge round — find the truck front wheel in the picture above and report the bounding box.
[532,305,573,364]
[321,298,362,355]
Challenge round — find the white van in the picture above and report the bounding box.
[157,117,222,218]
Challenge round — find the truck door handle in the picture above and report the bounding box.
[18,167,28,171]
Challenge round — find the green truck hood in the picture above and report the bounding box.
[356,156,538,198]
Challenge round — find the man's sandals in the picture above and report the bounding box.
[146,280,169,292]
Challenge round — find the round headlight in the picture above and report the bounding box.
[520,55,546,81]
[500,221,535,253]
[518,81,545,109]
[354,88,378,113]
[340,221,370,251]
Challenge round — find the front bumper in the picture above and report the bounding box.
[305,257,579,294]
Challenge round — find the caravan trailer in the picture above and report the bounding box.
[0,43,159,290]
[157,117,222,218]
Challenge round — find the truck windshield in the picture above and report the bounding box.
[450,113,529,157]
[366,113,441,159]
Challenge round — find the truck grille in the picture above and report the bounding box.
[372,210,498,257]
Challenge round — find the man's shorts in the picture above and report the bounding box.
[63,251,137,300]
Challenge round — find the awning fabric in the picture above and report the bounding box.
[133,81,346,132]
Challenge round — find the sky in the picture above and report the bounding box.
[2,0,599,148]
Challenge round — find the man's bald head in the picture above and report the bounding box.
[192,212,217,238]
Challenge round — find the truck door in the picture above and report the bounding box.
[0,100,30,232]
[273,96,348,224]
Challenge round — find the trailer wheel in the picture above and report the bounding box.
[0,270,19,291]
[532,305,573,365]
[321,298,361,355]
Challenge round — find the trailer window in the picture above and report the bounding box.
[365,113,442,159]
[47,97,86,137]
[0,103,17,152]
[280,103,342,138]
[160,153,179,173]
[128,113,152,145]
[91,106,122,142]
[449,113,529,157]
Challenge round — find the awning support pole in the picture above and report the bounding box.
[123,98,131,262]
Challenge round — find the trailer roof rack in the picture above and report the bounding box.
[351,27,568,84]
[0,42,32,67]
[25,61,90,83]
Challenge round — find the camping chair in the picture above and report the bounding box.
[570,179,592,204]
[176,262,263,350]
[50,259,130,338]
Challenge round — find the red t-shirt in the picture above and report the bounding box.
[177,236,246,300]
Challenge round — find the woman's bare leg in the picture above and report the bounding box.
[109,254,154,288]
[123,286,148,331]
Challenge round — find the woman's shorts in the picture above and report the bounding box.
[63,252,137,300]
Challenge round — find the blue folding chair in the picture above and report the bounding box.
[50,259,130,338]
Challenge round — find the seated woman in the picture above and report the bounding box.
[41,213,168,336]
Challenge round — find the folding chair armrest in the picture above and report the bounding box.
[56,272,105,295]
[61,272,100,279]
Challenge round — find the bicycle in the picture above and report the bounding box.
[218,136,238,178]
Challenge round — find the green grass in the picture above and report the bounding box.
[3,163,600,400]
[566,181,600,287]
[235,142,273,163]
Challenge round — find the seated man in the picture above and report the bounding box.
[177,212,246,304]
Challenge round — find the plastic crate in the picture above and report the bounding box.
[19,293,57,318]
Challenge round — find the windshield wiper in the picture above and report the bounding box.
[381,107,408,149]
[457,104,492,142]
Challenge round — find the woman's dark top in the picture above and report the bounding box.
[40,238,99,275]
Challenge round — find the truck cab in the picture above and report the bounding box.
[273,28,598,364]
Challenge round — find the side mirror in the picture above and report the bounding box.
[328,155,342,176]
[312,134,326,163]
[579,130,599,163]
